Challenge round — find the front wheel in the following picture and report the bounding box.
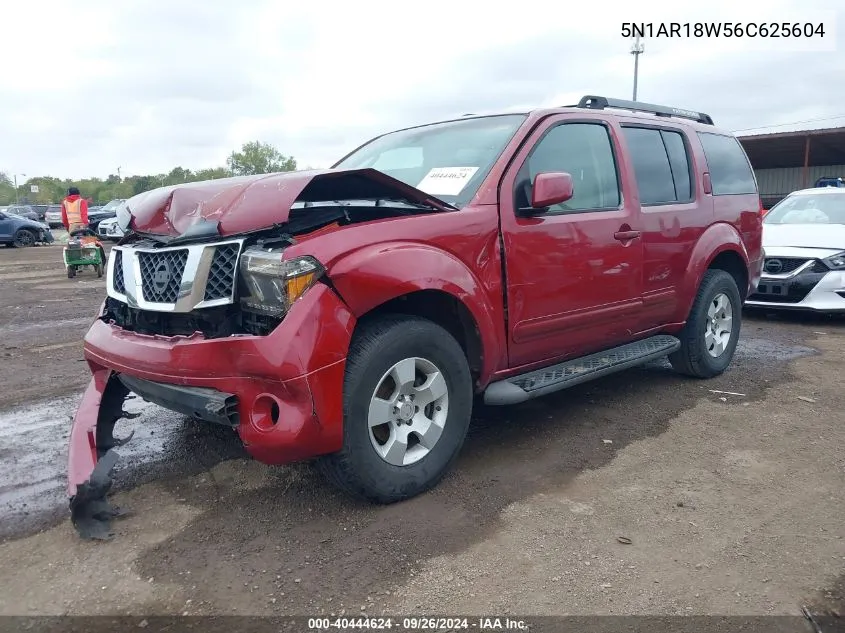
[669,269,742,378]
[12,229,35,248]
[317,315,473,503]
[67,266,76,279]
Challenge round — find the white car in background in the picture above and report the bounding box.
[746,187,845,313]
[96,200,130,241]
[96,216,124,241]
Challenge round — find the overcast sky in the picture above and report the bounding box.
[1,0,842,180]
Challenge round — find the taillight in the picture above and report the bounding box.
[759,198,767,217]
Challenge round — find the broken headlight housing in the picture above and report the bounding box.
[239,247,324,318]
[821,251,845,270]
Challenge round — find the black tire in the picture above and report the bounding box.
[669,269,742,378]
[96,262,104,278]
[316,315,473,503]
[67,266,76,279]
[12,229,35,248]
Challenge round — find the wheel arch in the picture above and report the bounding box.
[678,223,751,321]
[327,243,506,390]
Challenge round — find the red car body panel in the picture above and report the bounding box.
[68,284,355,496]
[66,104,764,532]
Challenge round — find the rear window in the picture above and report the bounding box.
[697,132,757,195]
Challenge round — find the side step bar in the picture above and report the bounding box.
[118,374,240,427]
[483,335,680,405]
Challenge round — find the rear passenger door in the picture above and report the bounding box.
[619,124,709,326]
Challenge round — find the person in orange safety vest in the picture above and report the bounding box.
[61,187,89,233]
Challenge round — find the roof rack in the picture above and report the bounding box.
[574,95,714,125]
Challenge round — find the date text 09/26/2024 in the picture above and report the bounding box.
[308,617,528,630]
[621,22,827,38]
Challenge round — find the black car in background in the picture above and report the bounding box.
[87,199,125,231]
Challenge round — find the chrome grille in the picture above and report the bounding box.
[113,253,125,294]
[763,257,808,275]
[138,250,189,304]
[204,243,239,301]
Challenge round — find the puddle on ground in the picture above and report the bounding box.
[0,392,245,540]
[736,336,817,361]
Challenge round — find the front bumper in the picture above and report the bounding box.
[746,269,845,312]
[67,283,356,538]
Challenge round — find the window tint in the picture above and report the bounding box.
[697,132,757,195]
[661,130,692,201]
[521,123,620,212]
[622,127,676,205]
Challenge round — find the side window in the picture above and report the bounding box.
[661,130,692,201]
[697,132,757,195]
[621,127,676,205]
[519,123,620,213]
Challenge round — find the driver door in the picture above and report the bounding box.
[499,115,644,368]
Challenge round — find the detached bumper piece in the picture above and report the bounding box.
[117,375,239,427]
[68,373,136,540]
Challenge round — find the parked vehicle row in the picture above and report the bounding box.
[0,208,54,247]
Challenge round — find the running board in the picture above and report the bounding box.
[483,335,681,405]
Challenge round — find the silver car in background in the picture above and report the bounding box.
[746,187,845,313]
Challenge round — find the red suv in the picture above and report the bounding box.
[68,96,763,538]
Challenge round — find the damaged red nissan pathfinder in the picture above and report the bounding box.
[68,96,763,538]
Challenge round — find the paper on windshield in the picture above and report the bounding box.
[416,167,479,197]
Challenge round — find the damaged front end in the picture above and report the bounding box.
[67,168,454,539]
[68,371,137,540]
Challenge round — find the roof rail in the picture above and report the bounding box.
[575,95,714,125]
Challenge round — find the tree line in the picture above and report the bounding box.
[0,141,299,206]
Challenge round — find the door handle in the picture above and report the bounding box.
[614,230,641,241]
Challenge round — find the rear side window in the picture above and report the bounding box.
[622,127,693,205]
[697,132,757,195]
[661,131,692,201]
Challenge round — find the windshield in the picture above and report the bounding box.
[334,114,527,207]
[764,191,845,225]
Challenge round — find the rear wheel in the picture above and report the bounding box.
[96,262,104,278]
[669,269,742,378]
[67,266,76,279]
[317,315,473,503]
[12,229,35,248]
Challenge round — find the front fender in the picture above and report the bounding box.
[327,243,505,382]
[677,222,749,320]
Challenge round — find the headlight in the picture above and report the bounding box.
[822,251,845,270]
[239,247,324,317]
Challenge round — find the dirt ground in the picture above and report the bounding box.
[0,241,843,623]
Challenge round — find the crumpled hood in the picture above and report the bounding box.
[763,223,845,250]
[124,168,454,237]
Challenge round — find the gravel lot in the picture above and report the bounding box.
[0,241,842,622]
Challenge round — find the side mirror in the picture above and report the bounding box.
[532,172,574,209]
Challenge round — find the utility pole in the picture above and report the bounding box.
[630,35,644,101]
[117,166,121,180]
[13,173,25,205]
